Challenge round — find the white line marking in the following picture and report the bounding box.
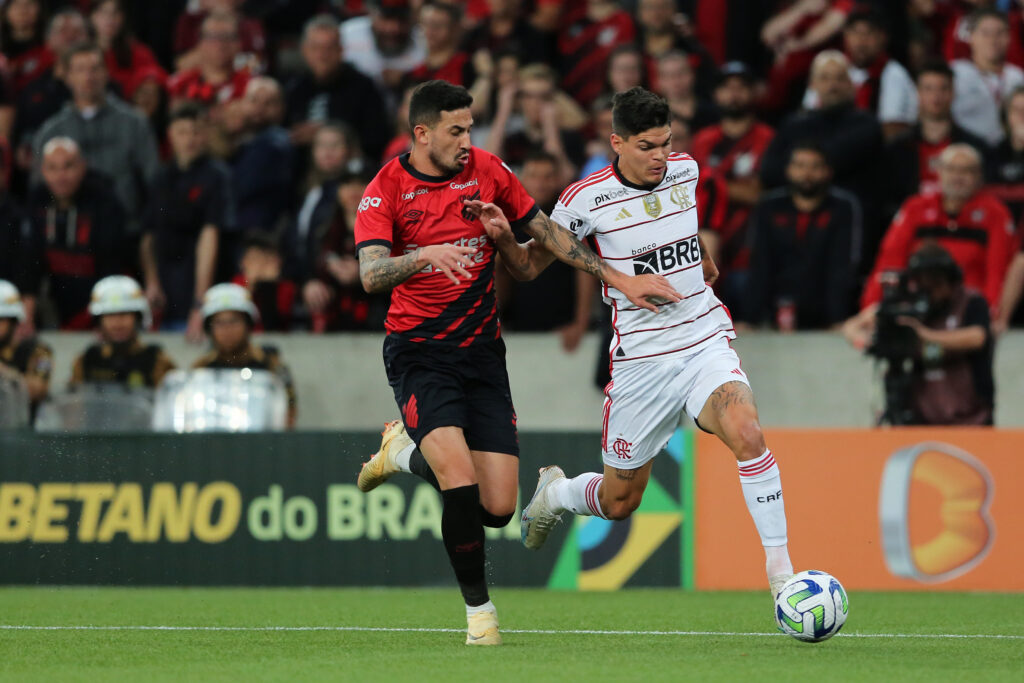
[0,625,1020,640]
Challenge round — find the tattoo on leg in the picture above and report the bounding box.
[613,468,638,481]
[709,381,756,415]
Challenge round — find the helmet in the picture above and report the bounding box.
[0,279,25,321]
[201,283,259,325]
[89,275,152,329]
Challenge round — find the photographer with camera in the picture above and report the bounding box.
[842,244,994,426]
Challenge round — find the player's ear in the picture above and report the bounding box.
[412,123,431,146]
[610,133,624,156]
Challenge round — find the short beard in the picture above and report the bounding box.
[428,148,460,175]
[719,104,752,120]
[792,182,827,199]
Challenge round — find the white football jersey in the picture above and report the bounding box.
[550,153,735,364]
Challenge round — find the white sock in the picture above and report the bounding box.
[738,450,793,577]
[466,600,496,617]
[550,473,608,519]
[392,443,416,473]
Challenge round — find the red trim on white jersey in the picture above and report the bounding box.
[587,176,697,212]
[601,232,699,260]
[618,304,725,337]
[596,205,696,235]
[559,166,613,205]
[614,329,735,362]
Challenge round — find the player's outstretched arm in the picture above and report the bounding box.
[463,199,556,281]
[524,209,682,313]
[358,244,478,293]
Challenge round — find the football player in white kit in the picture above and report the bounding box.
[473,87,795,598]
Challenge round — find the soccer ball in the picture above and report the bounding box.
[774,570,849,643]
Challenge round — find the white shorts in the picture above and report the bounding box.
[600,336,749,470]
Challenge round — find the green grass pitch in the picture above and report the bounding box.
[0,587,1020,682]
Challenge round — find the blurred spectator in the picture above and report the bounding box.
[691,62,774,310]
[580,95,613,177]
[340,0,426,93]
[284,14,390,161]
[412,2,473,86]
[231,232,296,332]
[885,59,991,215]
[284,123,359,285]
[689,0,773,67]
[986,86,1024,225]
[140,104,232,340]
[636,0,718,97]
[759,0,855,115]
[461,0,555,65]
[655,50,718,131]
[167,11,252,108]
[302,172,387,331]
[496,150,596,350]
[7,5,86,95]
[486,63,585,185]
[69,275,176,388]
[10,10,90,185]
[224,77,293,235]
[90,0,168,102]
[761,50,883,264]
[861,143,1014,312]
[951,8,1024,146]
[557,0,636,107]
[193,282,297,428]
[23,137,129,330]
[605,44,646,96]
[996,239,1024,333]
[174,0,266,73]
[839,8,917,141]
[0,279,52,411]
[32,42,160,226]
[0,153,28,289]
[1,0,45,92]
[381,82,415,162]
[747,141,860,330]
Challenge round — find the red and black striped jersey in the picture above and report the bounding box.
[355,148,538,345]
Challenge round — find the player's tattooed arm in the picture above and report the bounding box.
[358,243,477,293]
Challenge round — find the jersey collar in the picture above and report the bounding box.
[612,157,661,192]
[399,152,461,183]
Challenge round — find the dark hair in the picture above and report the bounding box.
[522,149,559,169]
[60,41,104,70]
[241,231,280,255]
[612,87,670,139]
[908,244,962,284]
[421,1,462,25]
[168,101,207,125]
[845,8,888,33]
[0,0,45,56]
[917,58,953,83]
[968,8,1008,31]
[90,0,133,69]
[408,80,473,130]
[789,139,830,166]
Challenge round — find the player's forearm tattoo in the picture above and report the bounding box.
[358,245,422,292]
[613,468,639,481]
[527,211,607,280]
[708,381,756,415]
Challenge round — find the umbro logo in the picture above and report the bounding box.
[615,207,632,221]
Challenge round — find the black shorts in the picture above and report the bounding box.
[382,336,519,456]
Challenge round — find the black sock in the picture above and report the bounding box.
[441,484,489,607]
[409,448,441,492]
[480,509,514,528]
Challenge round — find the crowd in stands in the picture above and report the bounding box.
[0,0,1023,352]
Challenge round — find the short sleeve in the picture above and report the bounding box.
[354,175,395,251]
[963,294,991,328]
[491,158,538,230]
[549,197,594,240]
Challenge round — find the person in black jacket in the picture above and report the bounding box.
[284,14,390,165]
[747,141,860,330]
[760,50,882,268]
[22,136,128,330]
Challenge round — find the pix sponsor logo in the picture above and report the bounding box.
[663,167,693,184]
[358,196,383,212]
[593,188,629,207]
[632,235,700,275]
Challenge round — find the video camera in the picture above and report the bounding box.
[867,270,929,362]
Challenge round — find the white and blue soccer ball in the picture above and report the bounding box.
[774,570,849,643]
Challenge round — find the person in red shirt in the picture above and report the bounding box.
[89,0,166,100]
[411,2,475,87]
[691,62,774,301]
[9,8,88,95]
[862,143,1015,312]
[353,80,675,645]
[173,0,266,72]
[1,0,45,89]
[557,0,636,107]
[167,11,251,108]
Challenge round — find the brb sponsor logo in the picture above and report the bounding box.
[611,438,632,460]
[632,235,700,275]
[358,196,383,212]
